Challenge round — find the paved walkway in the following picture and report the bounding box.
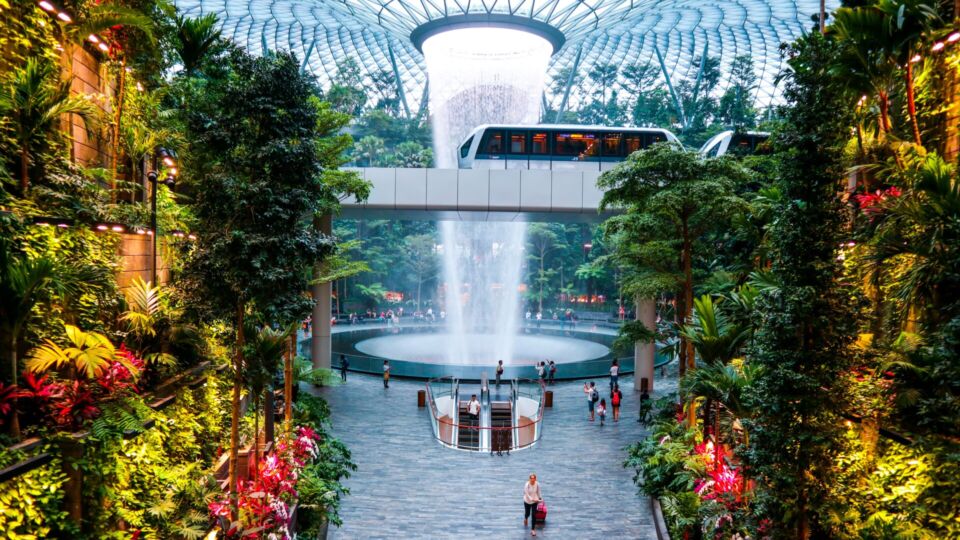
[310,371,676,539]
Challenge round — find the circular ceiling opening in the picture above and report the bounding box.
[410,14,566,55]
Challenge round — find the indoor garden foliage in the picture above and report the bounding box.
[619,1,960,538]
[0,0,357,537]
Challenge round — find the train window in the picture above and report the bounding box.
[479,130,504,154]
[460,136,474,159]
[646,132,666,145]
[624,134,642,154]
[602,133,623,157]
[508,131,527,154]
[531,132,548,154]
[554,132,599,158]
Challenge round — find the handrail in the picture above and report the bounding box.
[424,376,546,452]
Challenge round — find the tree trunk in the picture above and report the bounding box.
[538,256,545,313]
[284,335,294,429]
[111,62,126,200]
[905,56,922,146]
[4,342,20,440]
[229,302,245,511]
[878,91,892,135]
[682,219,696,427]
[20,146,29,194]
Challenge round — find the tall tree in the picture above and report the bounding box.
[599,144,749,388]
[743,33,855,538]
[179,50,344,507]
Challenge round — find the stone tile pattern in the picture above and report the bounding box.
[311,372,668,539]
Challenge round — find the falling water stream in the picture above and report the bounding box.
[421,27,553,364]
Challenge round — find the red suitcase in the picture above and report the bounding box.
[535,500,547,521]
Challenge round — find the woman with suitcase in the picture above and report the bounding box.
[523,473,543,536]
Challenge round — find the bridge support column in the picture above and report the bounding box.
[311,214,332,370]
[634,297,656,393]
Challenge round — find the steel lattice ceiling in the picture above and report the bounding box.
[173,0,839,115]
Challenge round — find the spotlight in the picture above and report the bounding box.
[910,54,922,63]
[88,34,99,44]
[162,156,175,167]
[135,228,147,235]
[172,230,186,238]
[168,167,178,176]
[932,42,945,52]
[111,224,125,232]
[187,234,197,240]
[38,1,55,12]
[949,32,960,43]
[97,42,109,52]
[31,216,74,228]
[56,11,71,22]
[96,224,109,231]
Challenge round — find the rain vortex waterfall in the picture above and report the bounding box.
[421,27,552,363]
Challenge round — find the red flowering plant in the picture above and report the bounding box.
[18,330,145,433]
[854,186,902,219]
[210,426,322,539]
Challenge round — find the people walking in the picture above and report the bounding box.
[584,382,599,421]
[548,360,556,385]
[382,360,390,388]
[339,354,349,382]
[535,311,542,328]
[609,359,620,390]
[496,360,504,389]
[611,383,623,422]
[523,473,543,536]
[467,394,481,425]
[597,398,607,426]
[536,362,546,385]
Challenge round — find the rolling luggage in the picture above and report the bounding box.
[535,500,547,521]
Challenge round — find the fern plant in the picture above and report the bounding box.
[26,324,134,379]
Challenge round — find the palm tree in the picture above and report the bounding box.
[0,237,61,439]
[870,152,960,327]
[175,13,223,75]
[680,295,751,365]
[681,360,763,446]
[874,0,940,146]
[0,59,98,194]
[242,323,289,476]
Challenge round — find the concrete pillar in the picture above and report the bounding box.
[311,214,332,370]
[634,297,656,393]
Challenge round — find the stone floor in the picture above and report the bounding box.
[310,371,677,539]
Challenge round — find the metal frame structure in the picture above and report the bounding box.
[173,0,839,114]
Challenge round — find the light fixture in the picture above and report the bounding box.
[168,167,178,176]
[56,11,71,22]
[949,32,960,43]
[88,34,99,43]
[96,224,109,231]
[162,156,175,167]
[111,224,125,232]
[172,230,186,238]
[932,42,945,52]
[910,54,922,63]
[98,42,109,52]
[38,0,55,11]
[187,234,197,240]
[135,227,147,235]
[136,82,144,91]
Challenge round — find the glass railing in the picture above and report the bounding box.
[424,377,546,452]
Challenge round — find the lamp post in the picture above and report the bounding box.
[147,148,176,285]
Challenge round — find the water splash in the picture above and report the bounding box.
[422,27,552,168]
[439,221,526,363]
[424,26,550,364]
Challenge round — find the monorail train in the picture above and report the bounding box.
[457,124,680,170]
[699,130,770,157]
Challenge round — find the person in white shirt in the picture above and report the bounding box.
[610,359,620,390]
[523,473,543,536]
[467,394,481,424]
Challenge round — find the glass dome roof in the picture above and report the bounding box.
[173,0,838,114]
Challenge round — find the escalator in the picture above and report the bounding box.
[490,401,512,454]
[457,400,481,449]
